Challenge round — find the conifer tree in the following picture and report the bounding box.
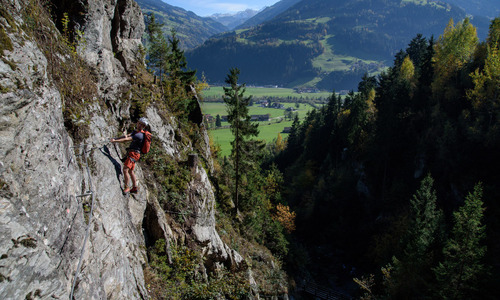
[389,174,444,297]
[215,114,222,127]
[145,13,169,85]
[434,183,486,299]
[166,29,196,84]
[405,174,443,264]
[223,68,259,214]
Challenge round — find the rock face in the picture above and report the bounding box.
[0,0,243,299]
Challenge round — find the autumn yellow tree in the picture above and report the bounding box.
[275,132,286,152]
[466,17,500,144]
[433,18,479,100]
[274,203,296,233]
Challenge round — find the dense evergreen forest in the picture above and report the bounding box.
[144,10,500,298]
[266,17,500,298]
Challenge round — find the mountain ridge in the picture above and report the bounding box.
[136,0,227,49]
[186,0,489,90]
[210,9,260,29]
[236,0,302,29]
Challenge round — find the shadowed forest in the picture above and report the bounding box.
[266,17,500,298]
[143,12,500,299]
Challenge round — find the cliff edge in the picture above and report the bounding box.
[0,0,244,299]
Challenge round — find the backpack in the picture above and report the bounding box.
[140,130,152,154]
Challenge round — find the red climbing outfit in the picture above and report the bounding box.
[124,151,140,171]
[123,130,144,170]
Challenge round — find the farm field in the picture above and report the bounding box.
[209,121,292,157]
[201,86,333,100]
[202,102,314,120]
[202,101,318,156]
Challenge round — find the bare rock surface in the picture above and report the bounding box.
[0,0,245,298]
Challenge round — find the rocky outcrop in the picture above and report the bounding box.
[76,0,145,99]
[0,0,244,299]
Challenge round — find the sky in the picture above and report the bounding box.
[164,0,281,16]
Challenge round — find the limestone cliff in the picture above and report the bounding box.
[0,0,244,299]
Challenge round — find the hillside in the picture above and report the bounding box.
[441,0,500,19]
[186,0,488,91]
[135,0,227,49]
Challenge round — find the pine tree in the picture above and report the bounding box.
[434,183,486,299]
[223,68,259,215]
[145,13,169,85]
[215,114,222,127]
[166,29,196,84]
[389,174,444,298]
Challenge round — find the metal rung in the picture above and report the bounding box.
[76,192,93,198]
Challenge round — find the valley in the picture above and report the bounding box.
[200,88,327,156]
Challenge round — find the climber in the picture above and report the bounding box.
[110,117,149,194]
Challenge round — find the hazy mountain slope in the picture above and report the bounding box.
[136,0,227,49]
[441,0,500,19]
[210,9,259,30]
[236,0,302,29]
[187,0,484,90]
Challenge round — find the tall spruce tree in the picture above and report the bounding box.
[223,68,259,214]
[388,174,444,298]
[166,29,196,84]
[145,13,169,86]
[434,183,486,299]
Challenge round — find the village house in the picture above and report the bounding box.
[204,114,214,123]
[257,100,269,107]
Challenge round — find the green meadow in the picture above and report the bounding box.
[200,86,333,156]
[202,101,319,157]
[201,86,333,100]
[209,122,292,157]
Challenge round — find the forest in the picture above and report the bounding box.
[267,17,500,298]
[142,11,500,299]
[185,0,491,91]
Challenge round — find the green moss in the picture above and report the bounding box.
[0,83,8,93]
[2,57,16,70]
[0,6,16,29]
[20,237,37,248]
[0,27,13,53]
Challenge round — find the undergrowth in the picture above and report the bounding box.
[144,239,250,299]
[143,141,192,221]
[20,0,99,142]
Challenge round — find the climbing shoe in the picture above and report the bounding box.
[123,187,131,194]
[130,186,139,194]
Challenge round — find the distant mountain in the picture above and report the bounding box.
[210,9,259,30]
[135,0,227,49]
[187,0,488,91]
[441,0,500,19]
[236,0,302,29]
